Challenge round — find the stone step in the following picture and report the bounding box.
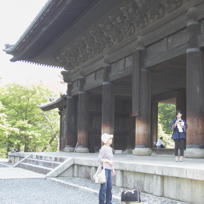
[18,162,52,174]
[31,154,66,163]
[24,158,61,169]
[153,148,174,155]
[16,154,67,175]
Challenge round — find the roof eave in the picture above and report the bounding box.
[40,95,67,111]
[9,0,53,54]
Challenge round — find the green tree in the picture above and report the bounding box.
[0,84,59,156]
[158,103,176,134]
[0,102,19,156]
[158,103,176,148]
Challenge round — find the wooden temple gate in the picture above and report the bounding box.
[5,0,204,157]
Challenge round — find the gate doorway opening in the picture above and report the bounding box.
[157,99,176,148]
[151,89,186,151]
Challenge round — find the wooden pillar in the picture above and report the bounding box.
[176,89,186,119]
[151,100,158,148]
[75,77,89,153]
[101,66,114,135]
[132,38,152,156]
[185,8,204,158]
[63,82,75,152]
[58,108,64,151]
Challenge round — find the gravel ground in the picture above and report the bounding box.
[0,161,190,204]
[55,177,189,204]
[0,176,189,204]
[0,160,12,168]
[0,178,101,204]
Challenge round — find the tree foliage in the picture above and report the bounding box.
[158,103,176,148]
[0,84,59,157]
[158,103,176,134]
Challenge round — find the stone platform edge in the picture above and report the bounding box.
[8,152,204,181]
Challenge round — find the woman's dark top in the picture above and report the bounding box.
[171,119,187,140]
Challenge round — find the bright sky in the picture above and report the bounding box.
[0,0,67,95]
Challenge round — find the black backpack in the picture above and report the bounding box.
[121,188,141,202]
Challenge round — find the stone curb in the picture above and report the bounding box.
[48,177,121,201]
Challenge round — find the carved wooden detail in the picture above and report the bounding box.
[56,0,190,69]
[84,69,104,89]
[110,55,133,79]
[167,29,188,49]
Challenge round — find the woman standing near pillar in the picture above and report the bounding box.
[98,133,115,204]
[171,110,187,162]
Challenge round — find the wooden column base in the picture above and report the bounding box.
[75,145,89,153]
[132,147,152,156]
[185,148,204,158]
[63,145,74,152]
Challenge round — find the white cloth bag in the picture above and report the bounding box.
[93,166,106,184]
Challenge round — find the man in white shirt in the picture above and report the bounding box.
[156,137,165,148]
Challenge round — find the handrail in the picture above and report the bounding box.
[13,153,32,167]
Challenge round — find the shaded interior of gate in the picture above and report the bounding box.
[71,54,186,152]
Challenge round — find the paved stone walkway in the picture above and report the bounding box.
[0,165,100,204]
[0,178,100,204]
[0,167,45,179]
[0,159,12,168]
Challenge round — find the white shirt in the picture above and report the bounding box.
[176,120,184,132]
[156,139,164,147]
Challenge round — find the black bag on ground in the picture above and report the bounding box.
[121,188,141,202]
